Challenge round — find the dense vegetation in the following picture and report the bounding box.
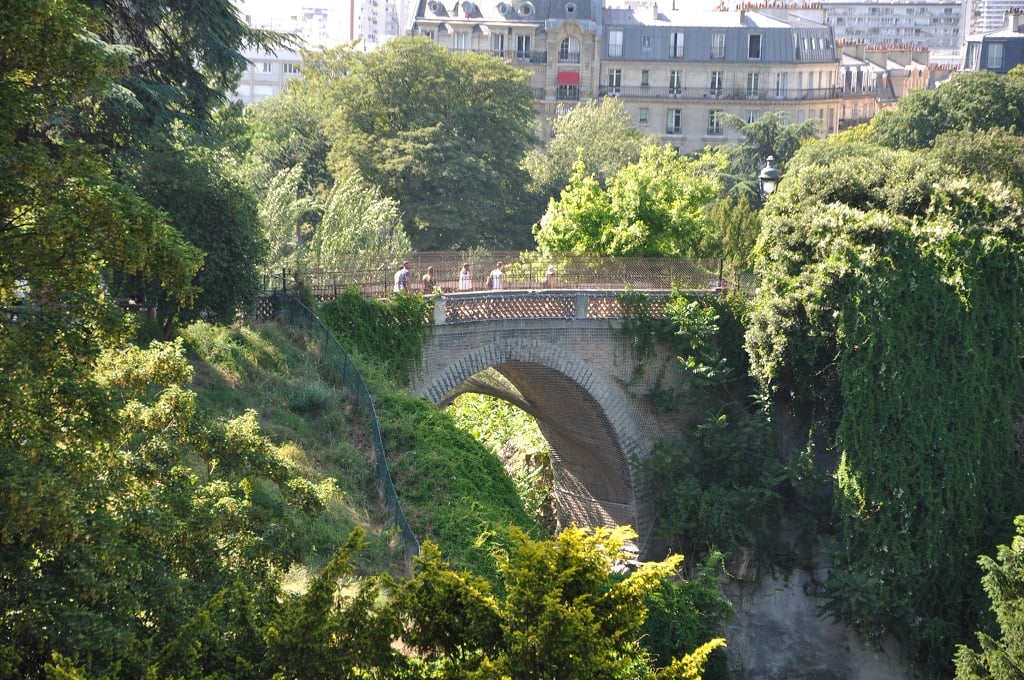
[7,0,1024,675]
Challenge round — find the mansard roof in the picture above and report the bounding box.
[601,7,837,63]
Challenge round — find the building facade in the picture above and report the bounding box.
[838,42,931,129]
[231,48,305,105]
[964,8,1024,71]
[600,6,842,152]
[969,0,1024,33]
[409,1,842,152]
[817,0,965,61]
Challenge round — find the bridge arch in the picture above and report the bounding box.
[414,320,664,553]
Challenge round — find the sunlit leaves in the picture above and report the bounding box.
[535,145,723,257]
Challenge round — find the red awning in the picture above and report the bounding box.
[557,71,580,85]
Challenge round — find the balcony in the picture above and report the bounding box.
[598,85,841,101]
[558,51,581,64]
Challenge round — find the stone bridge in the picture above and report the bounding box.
[410,290,692,556]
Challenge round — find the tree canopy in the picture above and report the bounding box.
[322,37,539,250]
[868,69,1024,150]
[534,145,724,257]
[955,515,1024,679]
[525,97,657,199]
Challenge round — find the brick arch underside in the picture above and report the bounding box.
[417,338,646,543]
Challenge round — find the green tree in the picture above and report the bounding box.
[954,515,1024,679]
[525,97,657,198]
[85,0,290,139]
[244,61,334,195]
[869,70,1024,150]
[927,127,1024,189]
[397,526,725,679]
[122,138,267,330]
[323,37,539,250]
[535,145,724,256]
[705,195,761,267]
[717,111,818,202]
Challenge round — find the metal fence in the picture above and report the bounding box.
[272,291,420,562]
[263,252,751,300]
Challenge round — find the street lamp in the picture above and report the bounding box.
[759,155,780,197]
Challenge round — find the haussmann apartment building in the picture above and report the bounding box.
[408,0,843,153]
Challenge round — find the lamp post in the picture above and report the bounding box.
[759,155,780,197]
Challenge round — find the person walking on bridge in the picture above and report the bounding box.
[393,261,411,293]
[459,263,473,291]
[488,261,505,290]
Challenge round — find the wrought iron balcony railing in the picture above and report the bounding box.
[599,85,841,101]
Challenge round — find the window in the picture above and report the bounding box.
[453,31,469,50]
[987,42,1004,69]
[775,72,788,98]
[284,63,301,74]
[746,110,761,123]
[638,107,649,124]
[422,30,436,41]
[748,34,762,59]
[670,31,684,58]
[641,69,650,87]
[667,108,681,134]
[557,84,579,101]
[492,33,505,57]
[746,71,760,97]
[709,70,723,96]
[560,37,580,63]
[515,34,531,60]
[608,29,623,57]
[669,70,683,95]
[711,32,725,59]
[642,35,652,51]
[608,68,621,93]
[261,61,273,73]
[707,109,723,135]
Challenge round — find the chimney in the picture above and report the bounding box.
[1010,9,1024,33]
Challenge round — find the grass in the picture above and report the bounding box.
[180,321,403,576]
[178,319,544,586]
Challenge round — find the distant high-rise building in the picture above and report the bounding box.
[812,1,965,63]
[234,0,409,50]
[969,0,1024,33]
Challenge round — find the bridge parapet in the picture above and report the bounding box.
[432,290,673,324]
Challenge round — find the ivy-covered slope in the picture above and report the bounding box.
[746,137,1024,676]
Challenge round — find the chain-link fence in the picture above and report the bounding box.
[272,291,420,562]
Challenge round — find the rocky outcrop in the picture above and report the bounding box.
[722,569,912,680]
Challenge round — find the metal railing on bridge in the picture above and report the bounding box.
[262,253,754,302]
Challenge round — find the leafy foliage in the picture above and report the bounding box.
[374,388,539,583]
[121,137,267,330]
[535,146,724,257]
[322,37,539,249]
[525,97,657,198]
[641,554,733,679]
[716,111,819,204]
[868,70,1024,150]
[449,390,555,529]
[318,288,431,383]
[640,292,822,572]
[747,137,1024,675]
[396,526,723,679]
[955,515,1024,679]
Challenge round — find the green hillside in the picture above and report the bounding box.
[179,318,540,582]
